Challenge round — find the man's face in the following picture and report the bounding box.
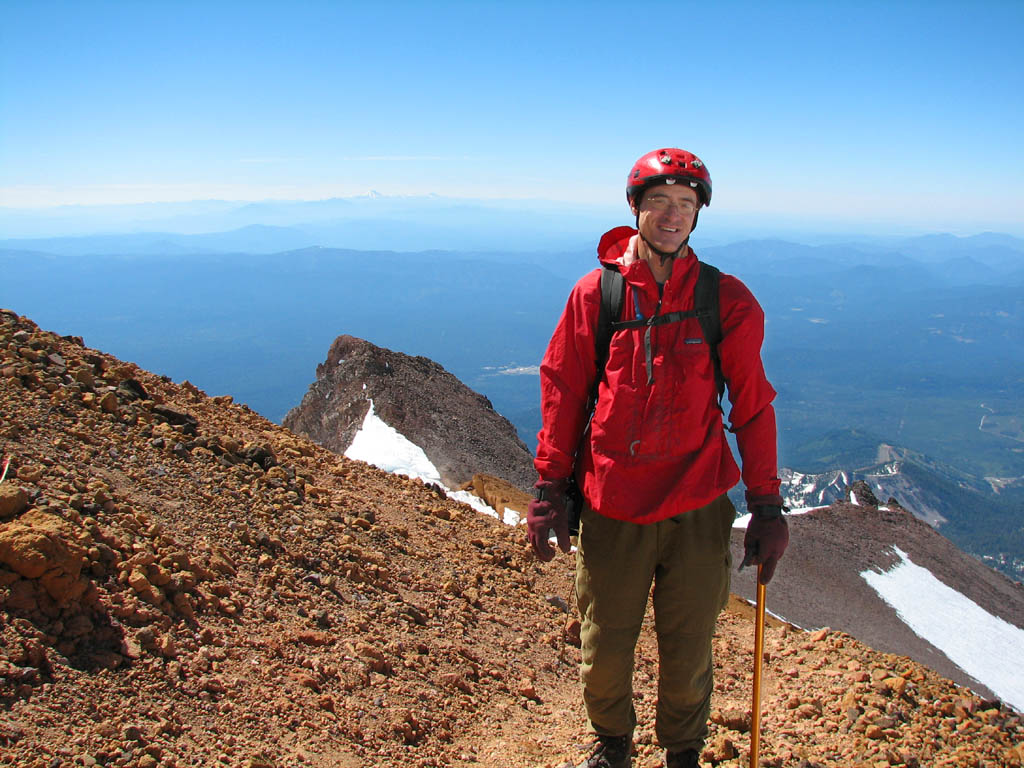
[631,183,700,254]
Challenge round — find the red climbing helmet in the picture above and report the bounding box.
[626,148,712,208]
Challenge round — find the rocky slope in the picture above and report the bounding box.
[282,334,536,492]
[2,310,1023,768]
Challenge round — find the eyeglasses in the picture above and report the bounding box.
[642,195,698,215]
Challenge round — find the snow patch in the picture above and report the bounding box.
[344,400,503,520]
[861,546,1024,713]
[732,507,817,530]
[446,489,521,526]
[481,363,541,376]
[345,401,442,484]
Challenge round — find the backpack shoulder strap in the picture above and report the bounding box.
[590,266,625,408]
[694,261,724,402]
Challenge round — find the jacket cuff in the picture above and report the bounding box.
[534,477,570,500]
[750,504,784,520]
[745,491,784,508]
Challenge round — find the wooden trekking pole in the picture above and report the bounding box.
[749,564,766,768]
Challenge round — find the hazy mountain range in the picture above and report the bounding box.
[0,195,622,251]
[2,197,1022,578]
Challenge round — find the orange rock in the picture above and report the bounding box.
[460,473,531,523]
[0,484,28,520]
[564,618,582,648]
[0,510,86,601]
[517,678,538,700]
[99,390,119,414]
[883,676,908,697]
[15,465,44,483]
[704,734,738,761]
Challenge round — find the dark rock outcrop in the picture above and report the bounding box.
[847,479,880,507]
[283,335,535,491]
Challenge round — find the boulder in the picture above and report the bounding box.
[0,509,88,603]
[460,473,532,524]
[0,484,29,520]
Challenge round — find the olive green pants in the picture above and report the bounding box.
[575,495,734,753]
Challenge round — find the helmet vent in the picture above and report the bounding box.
[627,148,712,207]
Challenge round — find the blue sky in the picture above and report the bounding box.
[2,0,1022,234]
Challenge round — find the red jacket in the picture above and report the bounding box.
[534,226,781,524]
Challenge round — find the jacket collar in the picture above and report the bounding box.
[597,226,696,280]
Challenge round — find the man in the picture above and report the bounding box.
[528,148,789,768]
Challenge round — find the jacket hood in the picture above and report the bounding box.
[597,226,639,268]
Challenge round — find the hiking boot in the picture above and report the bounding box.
[569,733,632,768]
[665,748,701,768]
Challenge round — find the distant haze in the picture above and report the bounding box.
[2,3,1023,235]
[2,194,1020,249]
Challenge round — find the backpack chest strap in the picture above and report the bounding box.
[612,298,713,384]
[593,261,723,400]
[612,309,697,385]
[610,307,707,330]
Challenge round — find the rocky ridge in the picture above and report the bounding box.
[282,334,536,492]
[780,442,1016,533]
[730,492,1024,705]
[780,461,951,528]
[1,309,1022,767]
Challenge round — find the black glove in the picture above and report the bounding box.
[741,504,789,585]
[527,478,571,562]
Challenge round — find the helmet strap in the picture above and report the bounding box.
[635,212,687,266]
[638,229,687,265]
